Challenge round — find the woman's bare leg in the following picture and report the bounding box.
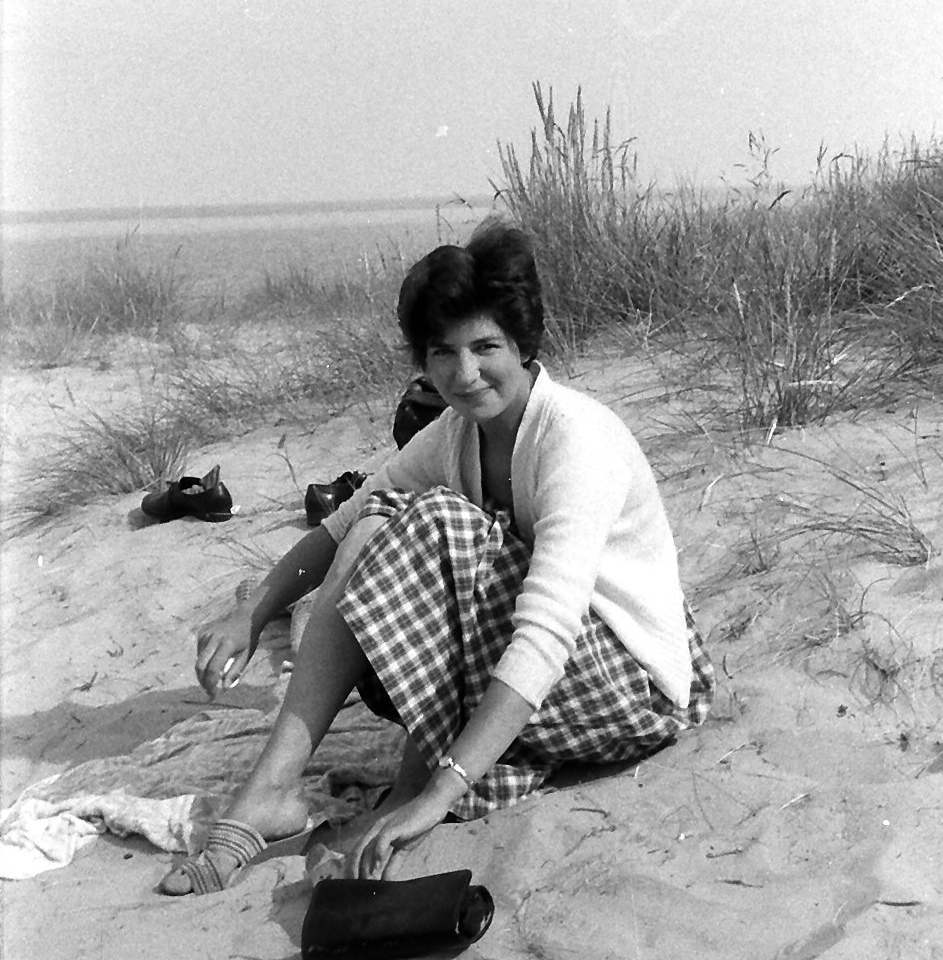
[220,583,369,832]
[161,515,387,893]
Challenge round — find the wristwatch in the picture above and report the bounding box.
[437,755,473,788]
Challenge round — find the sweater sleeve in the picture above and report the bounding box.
[320,413,452,543]
[492,403,634,708]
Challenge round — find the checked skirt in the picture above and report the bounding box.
[336,486,714,821]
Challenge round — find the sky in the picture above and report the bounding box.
[1,0,941,212]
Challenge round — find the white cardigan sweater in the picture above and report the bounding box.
[323,364,693,709]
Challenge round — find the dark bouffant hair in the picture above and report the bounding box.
[397,218,544,367]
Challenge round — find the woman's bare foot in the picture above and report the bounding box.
[159,785,310,895]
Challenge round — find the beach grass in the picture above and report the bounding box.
[2,232,185,368]
[5,311,412,528]
[4,89,940,523]
[6,402,194,528]
[497,85,942,429]
[248,241,411,323]
[771,448,934,566]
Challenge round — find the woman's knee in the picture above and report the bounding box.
[323,514,389,589]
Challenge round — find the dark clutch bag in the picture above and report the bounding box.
[302,869,494,959]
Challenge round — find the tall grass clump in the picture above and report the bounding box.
[496,84,684,348]
[811,141,943,366]
[497,85,943,426]
[2,233,185,368]
[8,403,196,528]
[248,242,411,325]
[169,307,409,430]
[168,335,391,428]
[7,312,412,530]
[690,137,942,428]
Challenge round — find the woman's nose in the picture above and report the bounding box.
[454,351,479,385]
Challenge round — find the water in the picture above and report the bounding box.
[1,200,488,302]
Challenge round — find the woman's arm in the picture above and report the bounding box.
[351,678,533,879]
[494,406,636,707]
[435,678,535,793]
[322,411,455,544]
[197,412,453,697]
[195,525,339,697]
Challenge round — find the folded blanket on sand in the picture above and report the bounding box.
[0,691,404,880]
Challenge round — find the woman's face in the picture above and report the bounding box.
[424,313,533,431]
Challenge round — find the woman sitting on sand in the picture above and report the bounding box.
[160,219,714,895]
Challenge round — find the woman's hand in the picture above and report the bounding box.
[351,790,453,880]
[193,602,259,698]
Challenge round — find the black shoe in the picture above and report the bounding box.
[304,482,334,527]
[331,470,367,507]
[304,471,367,526]
[141,465,234,523]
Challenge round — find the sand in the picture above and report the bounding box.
[1,347,941,959]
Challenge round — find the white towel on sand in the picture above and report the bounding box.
[0,788,195,879]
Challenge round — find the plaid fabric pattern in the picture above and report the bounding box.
[337,487,714,820]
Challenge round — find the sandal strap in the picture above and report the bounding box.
[206,819,267,860]
[178,819,268,896]
[181,852,227,896]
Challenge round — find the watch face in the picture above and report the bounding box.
[438,756,470,782]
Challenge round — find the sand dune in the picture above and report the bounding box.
[2,350,941,959]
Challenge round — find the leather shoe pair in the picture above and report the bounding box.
[141,464,233,523]
[305,471,367,527]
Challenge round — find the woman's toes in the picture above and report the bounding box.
[159,866,194,896]
[158,849,241,896]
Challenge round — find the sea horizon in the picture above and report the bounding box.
[1,195,490,297]
[0,193,495,227]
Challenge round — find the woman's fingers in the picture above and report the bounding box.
[194,637,219,694]
[194,630,216,674]
[378,835,425,880]
[366,828,393,880]
[221,649,250,689]
[199,644,242,697]
[380,845,403,881]
[350,815,407,879]
[195,636,235,697]
[361,822,406,880]
[362,827,423,880]
[351,798,447,879]
[192,613,254,697]
[350,816,386,879]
